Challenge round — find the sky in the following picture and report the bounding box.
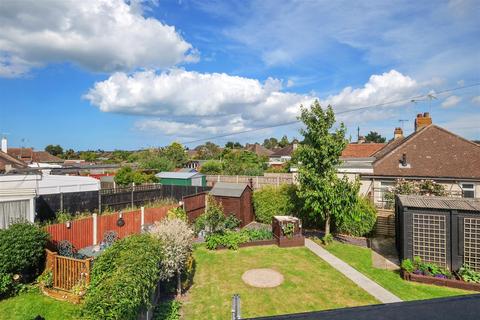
[0,0,479,151]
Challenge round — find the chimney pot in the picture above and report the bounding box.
[417,113,422,118]
[394,127,404,140]
[1,137,7,153]
[414,112,432,132]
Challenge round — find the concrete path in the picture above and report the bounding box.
[305,238,402,303]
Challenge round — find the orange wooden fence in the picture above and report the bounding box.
[46,249,92,291]
[46,205,176,250]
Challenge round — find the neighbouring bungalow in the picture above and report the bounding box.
[2,137,63,166]
[353,113,480,206]
[209,182,254,226]
[0,150,28,173]
[156,171,207,187]
[245,143,273,157]
[268,143,298,172]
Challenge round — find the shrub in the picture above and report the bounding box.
[334,197,377,237]
[167,207,188,222]
[403,256,452,278]
[0,222,49,277]
[401,259,414,273]
[37,270,53,288]
[241,228,273,241]
[154,300,182,320]
[205,231,249,250]
[253,184,296,224]
[0,272,13,297]
[199,160,223,174]
[150,218,194,296]
[459,265,480,283]
[195,196,226,234]
[224,214,241,230]
[83,234,163,320]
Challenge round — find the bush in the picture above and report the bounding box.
[154,300,182,320]
[0,272,13,297]
[459,265,480,283]
[195,196,226,234]
[167,207,188,222]
[224,214,241,230]
[253,184,296,224]
[334,197,377,237]
[0,222,49,277]
[199,160,223,175]
[241,228,273,241]
[205,231,249,250]
[83,234,163,320]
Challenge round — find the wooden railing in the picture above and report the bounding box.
[46,249,92,291]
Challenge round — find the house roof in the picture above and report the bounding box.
[270,144,294,157]
[245,143,273,157]
[397,195,480,212]
[0,151,28,171]
[341,143,386,158]
[155,171,203,179]
[210,182,250,197]
[7,148,62,164]
[32,151,63,163]
[371,125,480,179]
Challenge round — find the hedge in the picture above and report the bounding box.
[83,234,163,320]
[252,184,298,224]
[334,196,377,237]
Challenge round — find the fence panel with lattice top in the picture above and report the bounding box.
[412,213,447,267]
[464,217,480,272]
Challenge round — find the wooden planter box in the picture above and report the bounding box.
[402,270,480,292]
[40,285,83,304]
[278,235,305,248]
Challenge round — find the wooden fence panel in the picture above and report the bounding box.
[51,254,91,291]
[97,210,141,241]
[46,217,93,250]
[183,192,207,222]
[143,206,172,225]
[376,209,396,237]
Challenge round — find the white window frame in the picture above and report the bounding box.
[460,182,476,198]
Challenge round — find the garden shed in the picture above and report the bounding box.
[155,171,206,187]
[209,182,253,226]
[396,195,480,271]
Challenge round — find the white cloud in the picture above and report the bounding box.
[0,0,196,77]
[471,96,480,106]
[441,95,462,108]
[87,68,422,137]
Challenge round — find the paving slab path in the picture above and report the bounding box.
[305,238,402,304]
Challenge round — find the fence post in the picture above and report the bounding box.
[92,213,97,245]
[141,206,145,232]
[60,192,64,212]
[98,190,102,214]
[131,184,135,208]
[231,294,241,320]
[236,175,239,183]
[256,176,259,189]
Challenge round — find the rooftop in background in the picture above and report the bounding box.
[155,171,204,179]
[245,143,273,157]
[270,144,297,157]
[6,147,63,164]
[209,182,250,197]
[341,143,386,158]
[397,195,480,212]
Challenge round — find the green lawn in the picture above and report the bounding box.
[321,240,472,301]
[0,287,80,320]
[182,245,378,319]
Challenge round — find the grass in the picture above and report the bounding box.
[0,287,80,320]
[321,240,473,301]
[182,245,378,319]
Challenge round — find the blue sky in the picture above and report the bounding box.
[0,0,479,151]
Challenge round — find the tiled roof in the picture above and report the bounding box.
[245,144,273,156]
[7,148,62,163]
[341,143,386,158]
[372,125,480,179]
[33,151,63,163]
[0,151,28,171]
[270,144,294,157]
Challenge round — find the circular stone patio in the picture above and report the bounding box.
[242,268,284,288]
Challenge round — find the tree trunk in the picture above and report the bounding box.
[176,271,182,297]
[324,213,331,236]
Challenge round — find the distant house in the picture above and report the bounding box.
[338,142,386,177]
[268,143,298,169]
[6,147,63,165]
[209,182,253,226]
[357,113,480,206]
[156,171,206,187]
[0,151,28,173]
[245,143,273,157]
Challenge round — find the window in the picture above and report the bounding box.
[461,183,475,198]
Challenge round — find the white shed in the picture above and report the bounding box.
[0,189,36,229]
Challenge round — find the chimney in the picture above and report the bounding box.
[414,112,432,132]
[394,127,404,140]
[1,136,7,153]
[357,136,365,144]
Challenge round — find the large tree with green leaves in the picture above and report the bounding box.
[45,144,63,156]
[296,100,358,237]
[365,131,386,143]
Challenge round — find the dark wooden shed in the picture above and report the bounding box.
[209,182,254,227]
[396,195,480,271]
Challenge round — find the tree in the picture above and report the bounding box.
[225,141,243,149]
[150,218,194,296]
[163,142,188,168]
[114,166,156,186]
[194,142,222,160]
[365,131,386,143]
[45,144,63,156]
[199,160,223,174]
[137,150,174,172]
[295,101,358,238]
[263,137,279,149]
[62,148,76,159]
[222,150,265,175]
[278,135,290,148]
[79,151,97,162]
